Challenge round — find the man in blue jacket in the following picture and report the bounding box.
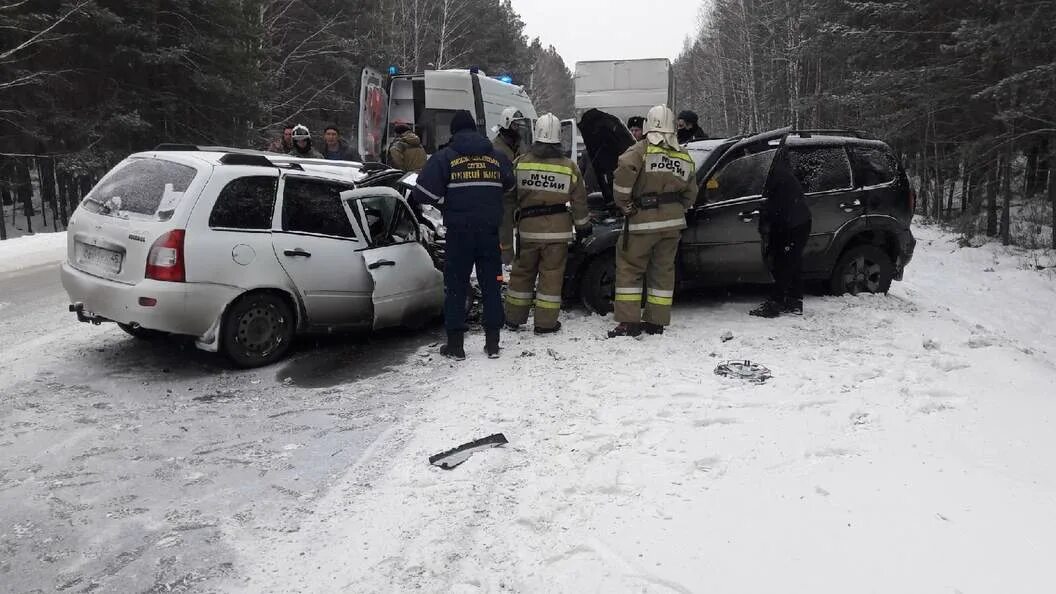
[412,110,517,360]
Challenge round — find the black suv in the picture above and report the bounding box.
[566,111,917,313]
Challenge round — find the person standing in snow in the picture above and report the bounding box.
[287,124,323,158]
[411,110,516,360]
[322,126,358,161]
[608,105,698,338]
[676,110,710,144]
[503,113,591,335]
[493,107,527,266]
[387,122,427,172]
[750,146,812,317]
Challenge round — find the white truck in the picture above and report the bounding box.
[573,58,675,125]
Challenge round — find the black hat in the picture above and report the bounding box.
[450,110,477,135]
[627,116,645,129]
[678,110,699,125]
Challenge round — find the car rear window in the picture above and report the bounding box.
[789,148,852,193]
[281,178,356,238]
[82,158,197,221]
[209,176,278,230]
[850,146,899,187]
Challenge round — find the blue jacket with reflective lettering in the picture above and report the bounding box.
[412,130,516,231]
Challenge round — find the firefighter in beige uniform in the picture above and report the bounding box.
[504,113,590,333]
[494,107,528,266]
[608,105,698,338]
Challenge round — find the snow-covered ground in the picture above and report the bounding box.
[3,223,1056,593]
[0,231,67,274]
[229,224,1056,593]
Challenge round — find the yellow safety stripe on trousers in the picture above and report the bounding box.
[534,293,562,309]
[647,288,674,298]
[516,162,578,183]
[627,218,685,232]
[646,295,673,306]
[645,144,692,162]
[518,231,573,241]
[614,287,642,302]
[505,295,534,307]
[507,289,535,300]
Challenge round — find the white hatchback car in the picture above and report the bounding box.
[61,147,444,367]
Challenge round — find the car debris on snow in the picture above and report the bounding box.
[428,433,509,470]
[714,360,772,384]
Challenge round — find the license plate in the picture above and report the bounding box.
[76,242,123,274]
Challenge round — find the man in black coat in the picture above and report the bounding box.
[751,148,812,317]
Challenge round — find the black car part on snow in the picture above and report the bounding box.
[429,433,509,470]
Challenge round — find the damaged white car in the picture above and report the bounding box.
[61,146,444,367]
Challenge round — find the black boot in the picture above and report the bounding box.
[504,321,523,332]
[607,322,642,338]
[783,298,803,315]
[440,331,466,360]
[534,321,561,335]
[484,328,500,359]
[749,299,783,318]
[641,322,665,335]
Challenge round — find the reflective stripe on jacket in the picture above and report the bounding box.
[613,140,699,235]
[510,155,588,243]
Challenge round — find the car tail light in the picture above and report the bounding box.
[146,230,186,282]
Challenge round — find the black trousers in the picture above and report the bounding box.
[443,228,504,333]
[767,220,812,303]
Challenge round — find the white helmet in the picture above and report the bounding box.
[534,113,562,144]
[499,107,524,131]
[291,124,311,141]
[644,105,679,148]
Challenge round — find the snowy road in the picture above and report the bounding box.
[0,260,443,592]
[2,225,1056,593]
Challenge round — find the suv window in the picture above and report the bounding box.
[281,178,356,238]
[705,149,776,203]
[789,147,852,193]
[850,146,898,187]
[83,158,197,221]
[209,176,277,230]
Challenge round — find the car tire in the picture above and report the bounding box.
[221,292,295,368]
[830,244,894,295]
[580,251,616,315]
[117,323,167,340]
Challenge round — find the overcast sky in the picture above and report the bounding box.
[509,0,704,68]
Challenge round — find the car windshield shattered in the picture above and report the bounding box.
[81,158,197,221]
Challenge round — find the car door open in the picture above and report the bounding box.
[342,188,444,330]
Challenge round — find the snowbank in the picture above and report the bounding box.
[0,232,67,274]
[233,223,1056,593]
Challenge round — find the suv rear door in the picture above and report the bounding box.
[344,188,443,329]
[786,144,860,272]
[272,176,373,328]
[848,144,911,226]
